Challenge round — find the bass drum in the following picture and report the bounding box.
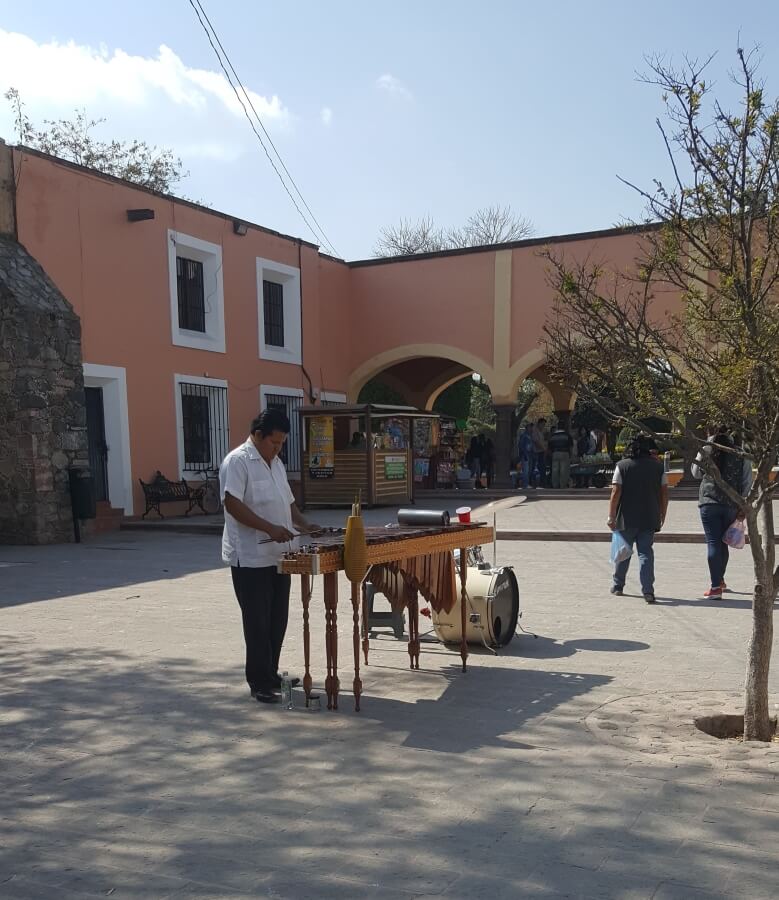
[432,566,519,648]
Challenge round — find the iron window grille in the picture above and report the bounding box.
[180,382,229,472]
[177,257,206,332]
[263,280,285,347]
[265,393,303,473]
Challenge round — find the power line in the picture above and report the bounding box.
[187,0,340,256]
[192,0,340,258]
[187,0,335,254]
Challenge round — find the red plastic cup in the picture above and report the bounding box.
[456,506,472,524]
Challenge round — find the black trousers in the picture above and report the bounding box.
[231,565,291,692]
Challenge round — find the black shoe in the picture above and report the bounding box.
[253,690,280,704]
[273,674,301,689]
[643,593,656,604]
[250,686,280,703]
[610,586,624,596]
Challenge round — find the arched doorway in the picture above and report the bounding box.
[348,346,576,489]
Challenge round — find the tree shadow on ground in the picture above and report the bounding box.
[0,532,222,608]
[1,635,776,898]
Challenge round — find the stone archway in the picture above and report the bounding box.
[348,342,577,490]
[348,343,490,409]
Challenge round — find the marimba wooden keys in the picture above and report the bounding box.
[279,522,494,711]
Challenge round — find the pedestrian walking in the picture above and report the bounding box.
[533,419,549,486]
[549,424,573,488]
[575,426,592,487]
[466,436,481,483]
[220,408,317,704]
[517,422,535,488]
[608,435,669,604]
[484,437,496,487]
[692,426,752,599]
[475,433,488,487]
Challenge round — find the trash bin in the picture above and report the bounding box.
[69,467,96,520]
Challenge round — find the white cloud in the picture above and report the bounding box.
[376,73,412,100]
[320,106,333,126]
[0,29,289,125]
[177,141,244,162]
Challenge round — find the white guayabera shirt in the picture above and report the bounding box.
[219,438,297,568]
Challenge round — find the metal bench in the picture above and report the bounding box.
[139,471,207,519]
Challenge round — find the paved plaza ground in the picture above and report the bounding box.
[1,497,778,898]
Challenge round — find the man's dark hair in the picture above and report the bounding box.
[626,433,657,459]
[250,408,291,437]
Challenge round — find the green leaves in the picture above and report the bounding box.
[4,89,187,194]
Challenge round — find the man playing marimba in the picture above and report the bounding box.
[220,409,316,704]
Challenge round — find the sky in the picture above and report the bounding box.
[1,1,778,260]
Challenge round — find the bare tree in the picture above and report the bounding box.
[543,47,779,741]
[374,205,534,257]
[447,204,534,247]
[4,88,187,194]
[373,215,446,256]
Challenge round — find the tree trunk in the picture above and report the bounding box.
[606,428,618,456]
[744,499,776,742]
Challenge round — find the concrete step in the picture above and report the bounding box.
[122,516,223,535]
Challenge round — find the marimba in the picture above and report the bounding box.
[278,522,494,711]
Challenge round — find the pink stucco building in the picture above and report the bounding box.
[3,144,669,514]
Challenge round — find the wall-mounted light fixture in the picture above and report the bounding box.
[233,220,248,236]
[126,208,155,222]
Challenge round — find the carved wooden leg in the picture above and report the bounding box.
[301,575,313,704]
[459,548,469,673]
[351,581,362,712]
[324,572,336,709]
[331,579,340,710]
[407,589,420,670]
[361,581,370,665]
[414,598,422,670]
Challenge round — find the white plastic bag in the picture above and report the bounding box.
[723,519,746,550]
[610,531,632,564]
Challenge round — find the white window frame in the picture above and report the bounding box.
[174,374,229,479]
[257,258,302,365]
[82,363,134,516]
[259,385,305,478]
[169,230,226,353]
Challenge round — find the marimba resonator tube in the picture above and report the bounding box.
[397,509,451,527]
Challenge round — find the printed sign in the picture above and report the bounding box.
[309,416,334,479]
[385,454,407,481]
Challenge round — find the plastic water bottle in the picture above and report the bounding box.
[281,671,293,710]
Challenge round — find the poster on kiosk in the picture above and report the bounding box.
[309,416,335,479]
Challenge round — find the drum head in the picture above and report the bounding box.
[489,568,519,646]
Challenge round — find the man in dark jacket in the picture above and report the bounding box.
[549,425,573,488]
[607,435,668,603]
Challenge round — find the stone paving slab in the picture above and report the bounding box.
[1,522,778,898]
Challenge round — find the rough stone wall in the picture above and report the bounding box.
[0,236,88,544]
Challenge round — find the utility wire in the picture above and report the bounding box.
[192,0,340,258]
[187,0,340,257]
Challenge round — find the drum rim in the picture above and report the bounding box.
[486,566,519,646]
